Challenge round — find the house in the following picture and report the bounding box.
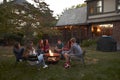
[56,0,120,50]
[85,0,120,50]
[56,7,91,42]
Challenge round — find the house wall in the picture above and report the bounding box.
[112,21,120,50]
[103,0,116,12]
[86,0,120,50]
[61,26,90,43]
[87,0,120,23]
[88,12,120,19]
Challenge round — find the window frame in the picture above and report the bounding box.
[96,0,103,13]
[117,0,120,10]
[88,1,96,15]
[88,0,103,15]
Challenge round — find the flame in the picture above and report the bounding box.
[49,50,54,56]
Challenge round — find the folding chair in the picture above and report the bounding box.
[70,50,86,67]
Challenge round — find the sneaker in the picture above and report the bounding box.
[19,59,23,62]
[64,63,70,69]
[43,65,48,68]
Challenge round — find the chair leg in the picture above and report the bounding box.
[81,57,86,67]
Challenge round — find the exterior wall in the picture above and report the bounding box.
[87,0,120,23]
[104,0,116,12]
[88,12,120,19]
[86,0,120,50]
[112,21,120,50]
[61,26,90,43]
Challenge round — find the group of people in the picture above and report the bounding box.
[54,38,84,68]
[13,39,49,68]
[13,37,84,69]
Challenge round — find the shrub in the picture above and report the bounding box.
[81,39,97,47]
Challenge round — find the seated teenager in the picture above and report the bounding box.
[62,40,71,54]
[54,39,64,59]
[13,42,24,62]
[37,39,44,54]
[54,39,64,53]
[44,39,50,53]
[23,41,48,68]
[63,38,84,68]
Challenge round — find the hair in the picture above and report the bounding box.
[70,38,76,43]
[38,39,44,49]
[66,40,71,49]
[14,42,20,49]
[44,39,49,46]
[57,39,62,42]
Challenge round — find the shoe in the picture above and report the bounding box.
[64,63,70,69]
[43,65,48,68]
[19,59,23,62]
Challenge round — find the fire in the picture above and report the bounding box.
[44,50,60,62]
[49,50,54,56]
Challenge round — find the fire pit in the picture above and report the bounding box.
[44,50,60,63]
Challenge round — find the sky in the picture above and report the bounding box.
[44,0,85,16]
[0,0,85,16]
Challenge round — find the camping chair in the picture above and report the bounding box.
[26,55,39,65]
[13,48,25,65]
[13,52,39,66]
[70,50,86,67]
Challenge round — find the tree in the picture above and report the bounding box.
[0,0,58,44]
[33,0,57,27]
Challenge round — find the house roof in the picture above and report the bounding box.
[56,6,87,27]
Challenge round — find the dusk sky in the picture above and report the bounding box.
[0,0,85,16]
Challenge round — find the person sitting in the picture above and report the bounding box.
[13,42,24,63]
[37,39,44,54]
[62,40,71,56]
[54,39,64,59]
[23,41,48,68]
[44,39,50,53]
[63,38,84,68]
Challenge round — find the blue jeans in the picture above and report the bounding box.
[37,54,46,65]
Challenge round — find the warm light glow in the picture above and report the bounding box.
[99,24,113,27]
[91,27,94,32]
[97,28,101,32]
[70,26,72,30]
[49,50,54,56]
[65,26,67,28]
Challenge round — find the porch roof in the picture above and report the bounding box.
[87,16,120,23]
[56,6,87,27]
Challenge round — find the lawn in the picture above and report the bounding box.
[0,46,120,80]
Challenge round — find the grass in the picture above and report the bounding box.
[0,46,120,80]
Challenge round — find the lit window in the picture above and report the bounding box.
[97,0,102,13]
[118,0,120,10]
[89,2,95,15]
[90,7,94,14]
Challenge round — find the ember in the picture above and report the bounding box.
[44,50,60,63]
